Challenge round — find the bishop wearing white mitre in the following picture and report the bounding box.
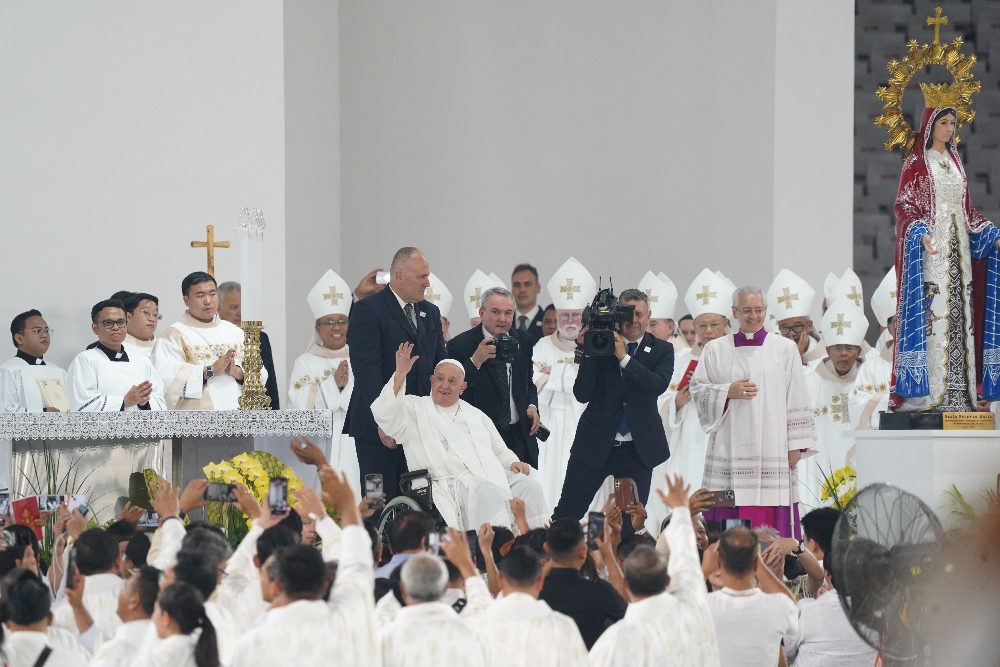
[152,272,254,410]
[800,296,868,509]
[372,342,549,530]
[849,268,896,429]
[288,269,360,495]
[644,270,727,535]
[531,257,596,507]
[67,299,166,412]
[0,309,68,412]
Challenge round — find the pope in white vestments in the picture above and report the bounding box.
[372,344,549,531]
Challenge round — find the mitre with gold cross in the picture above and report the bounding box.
[463,269,503,319]
[637,271,677,320]
[424,272,454,321]
[828,269,865,311]
[547,257,597,311]
[306,269,352,320]
[820,297,868,347]
[870,267,897,329]
[684,268,733,320]
[766,269,816,322]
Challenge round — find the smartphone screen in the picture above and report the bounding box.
[66,546,77,589]
[138,511,159,527]
[269,477,289,515]
[0,493,10,516]
[586,511,606,550]
[203,483,237,503]
[427,531,443,555]
[724,518,752,530]
[365,474,384,512]
[465,529,479,563]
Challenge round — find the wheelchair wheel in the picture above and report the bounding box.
[376,495,424,546]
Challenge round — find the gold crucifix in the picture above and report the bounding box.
[190,225,230,277]
[776,287,799,310]
[560,278,582,301]
[696,285,716,306]
[927,7,948,45]
[644,288,659,303]
[846,286,863,308]
[831,313,852,336]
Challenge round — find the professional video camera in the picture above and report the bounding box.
[580,284,635,357]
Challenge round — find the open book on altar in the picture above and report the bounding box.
[37,378,70,412]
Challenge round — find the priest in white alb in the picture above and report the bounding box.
[690,280,818,537]
[850,268,896,430]
[288,269,360,496]
[801,297,868,509]
[531,257,596,507]
[67,299,166,412]
[1,309,68,412]
[152,271,255,410]
[645,271,730,535]
[371,342,549,530]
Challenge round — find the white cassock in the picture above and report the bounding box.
[52,571,125,641]
[382,602,489,667]
[371,378,549,530]
[690,333,818,508]
[849,332,892,431]
[228,524,379,667]
[531,333,586,507]
[786,591,879,667]
[288,343,360,498]
[152,313,260,410]
[124,334,155,359]
[589,507,721,667]
[4,631,90,667]
[0,355,68,412]
[471,593,587,667]
[135,634,199,667]
[66,345,166,412]
[646,346,709,536]
[90,619,153,667]
[801,359,862,510]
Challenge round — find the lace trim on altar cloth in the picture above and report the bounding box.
[0,410,333,440]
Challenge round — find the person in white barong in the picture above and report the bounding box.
[532,257,596,508]
[590,474,721,667]
[1,309,69,412]
[67,299,166,412]
[645,271,724,535]
[152,271,260,410]
[372,343,549,531]
[690,284,818,537]
[89,566,159,667]
[849,268,897,429]
[801,297,868,509]
[288,268,360,496]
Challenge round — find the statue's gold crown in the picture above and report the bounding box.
[920,82,962,109]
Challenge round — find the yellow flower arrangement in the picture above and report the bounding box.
[820,464,857,510]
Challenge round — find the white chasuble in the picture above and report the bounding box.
[472,593,587,667]
[66,346,166,412]
[0,357,68,413]
[801,359,862,509]
[382,602,489,667]
[646,346,709,536]
[288,344,360,497]
[690,334,817,507]
[531,333,586,507]
[371,379,549,530]
[151,313,254,410]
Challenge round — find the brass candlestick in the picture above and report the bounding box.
[239,320,272,410]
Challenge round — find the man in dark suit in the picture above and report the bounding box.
[552,288,673,533]
[347,247,447,500]
[511,264,546,345]
[447,286,541,468]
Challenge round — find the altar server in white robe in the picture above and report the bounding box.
[229,471,379,667]
[122,293,161,359]
[288,269,360,496]
[690,279,818,536]
[590,474,721,667]
[372,343,549,530]
[67,299,166,412]
[645,272,730,535]
[1,309,69,412]
[472,543,587,667]
[152,271,257,410]
[849,268,896,430]
[800,298,868,509]
[532,257,596,507]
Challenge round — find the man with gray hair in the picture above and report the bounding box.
[689,285,817,538]
[447,285,541,467]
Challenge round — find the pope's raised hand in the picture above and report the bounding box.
[394,342,419,378]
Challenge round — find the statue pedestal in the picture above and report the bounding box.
[854,429,1000,524]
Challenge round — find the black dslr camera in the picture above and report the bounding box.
[490,332,518,363]
[580,286,635,357]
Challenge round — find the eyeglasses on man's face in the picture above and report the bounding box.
[319,319,348,327]
[23,327,53,336]
[779,323,807,335]
[99,320,128,330]
[735,308,766,317]
[140,309,162,321]
[696,320,728,330]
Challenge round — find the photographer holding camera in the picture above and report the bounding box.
[551,288,673,535]
[448,286,541,467]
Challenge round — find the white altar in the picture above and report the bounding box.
[0,410,334,523]
[854,429,1000,525]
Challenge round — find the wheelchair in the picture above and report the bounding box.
[375,469,447,545]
